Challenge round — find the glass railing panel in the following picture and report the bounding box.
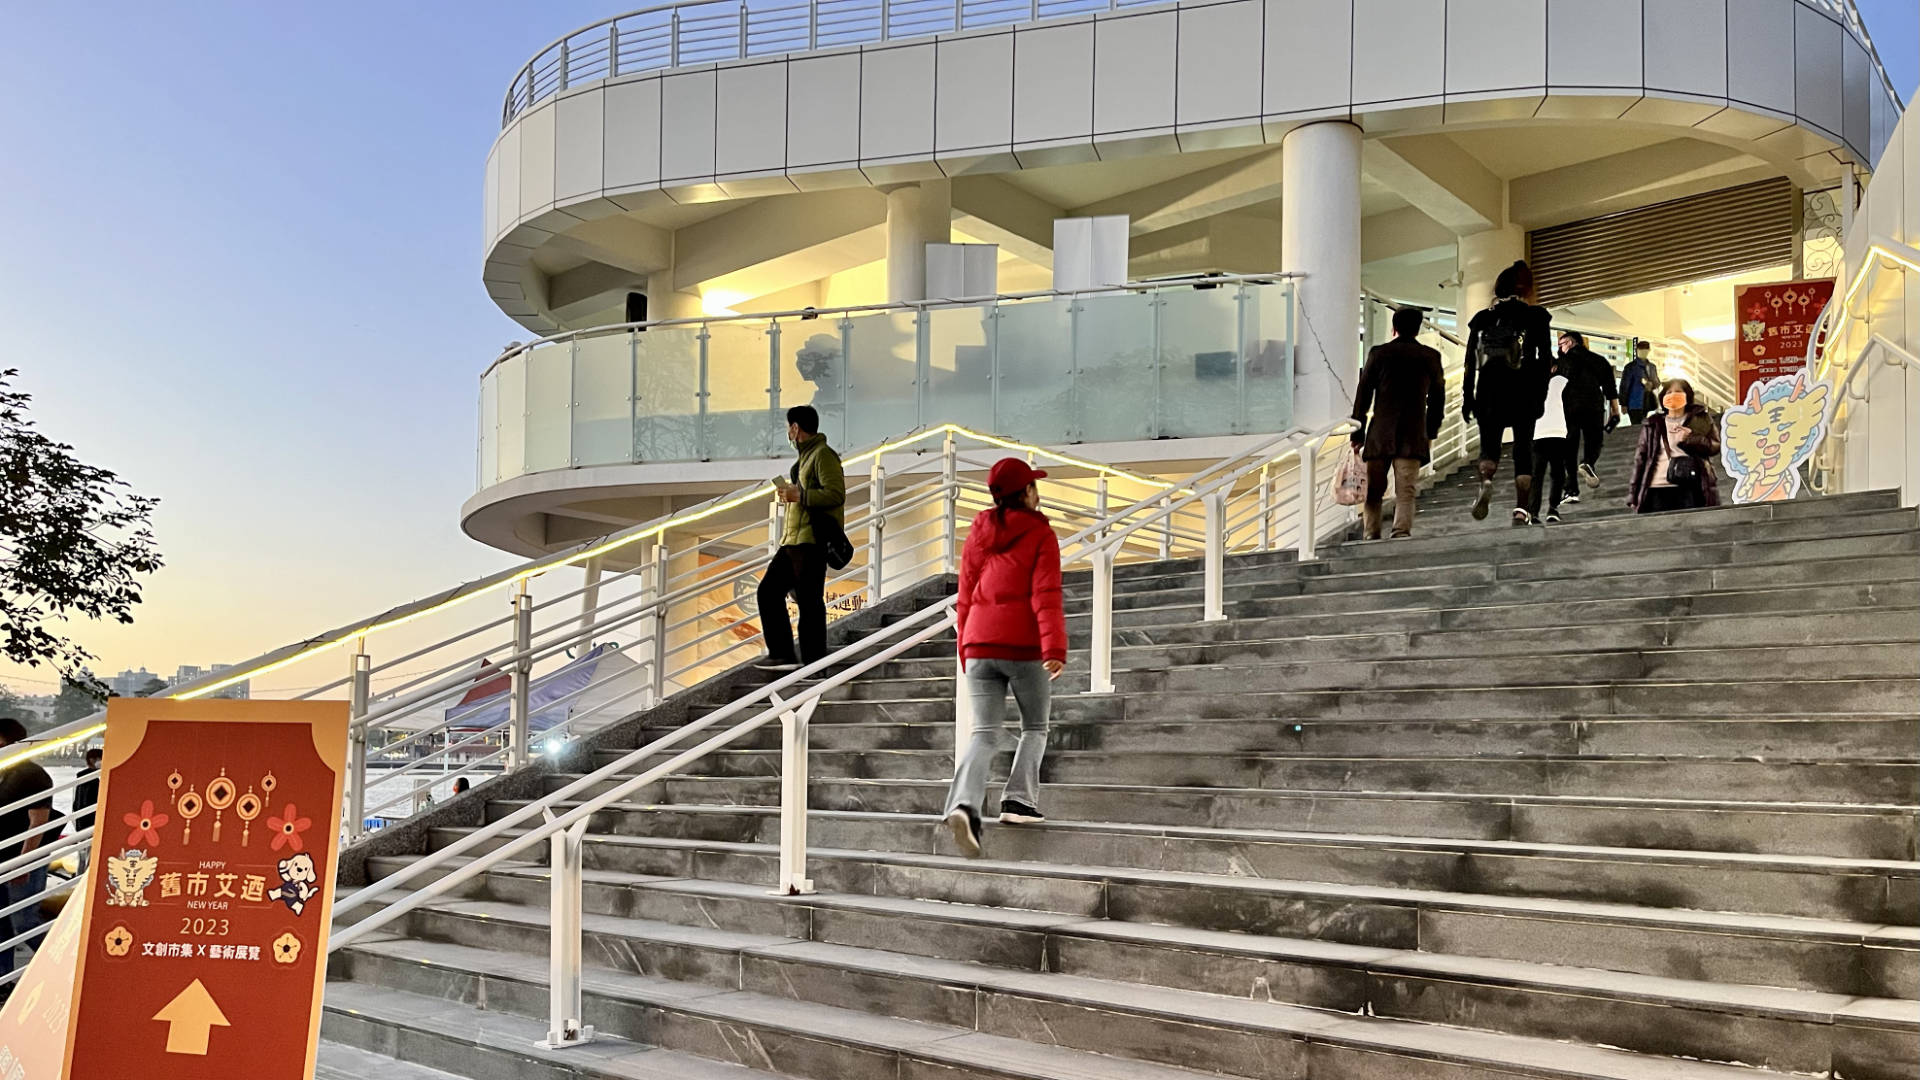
[993,296,1074,445]
[704,320,779,459]
[1243,281,1295,435]
[572,331,635,468]
[924,304,996,435]
[478,370,500,487]
[1071,291,1156,443]
[525,343,574,472]
[633,326,702,462]
[843,309,920,448]
[776,320,848,448]
[495,351,527,483]
[1156,285,1244,437]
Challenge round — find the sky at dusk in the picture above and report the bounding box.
[0,1,1915,695]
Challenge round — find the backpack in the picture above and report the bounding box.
[1475,308,1529,372]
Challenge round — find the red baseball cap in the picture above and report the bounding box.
[987,457,1048,497]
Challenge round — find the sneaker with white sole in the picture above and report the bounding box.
[1469,480,1494,521]
[1579,463,1599,486]
[944,808,983,858]
[1512,508,1533,526]
[755,659,802,673]
[1562,494,1581,505]
[998,800,1045,824]
[1544,511,1561,523]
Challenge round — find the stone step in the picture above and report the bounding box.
[358,861,1918,1079]
[540,773,1920,859]
[417,827,1920,999]
[478,801,1920,923]
[334,923,1837,1080]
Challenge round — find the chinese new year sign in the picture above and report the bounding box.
[1733,278,1835,400]
[58,698,347,1079]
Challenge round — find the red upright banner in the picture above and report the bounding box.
[62,698,347,1080]
[1734,278,1836,400]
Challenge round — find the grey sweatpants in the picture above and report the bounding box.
[943,657,1051,816]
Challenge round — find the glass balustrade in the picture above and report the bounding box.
[476,278,1295,489]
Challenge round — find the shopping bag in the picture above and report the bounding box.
[1328,442,1367,506]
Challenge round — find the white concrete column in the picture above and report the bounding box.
[646,269,701,321]
[1281,121,1363,429]
[885,180,953,303]
[1456,225,1526,321]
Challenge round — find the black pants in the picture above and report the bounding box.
[1476,411,1537,477]
[1627,407,1648,425]
[1637,483,1704,514]
[1533,436,1572,513]
[757,544,827,663]
[1564,413,1604,494]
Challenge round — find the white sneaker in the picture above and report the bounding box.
[944,808,982,858]
[1562,494,1581,505]
[1579,463,1599,486]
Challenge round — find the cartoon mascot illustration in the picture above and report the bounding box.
[104,849,159,907]
[1720,367,1832,503]
[267,852,320,917]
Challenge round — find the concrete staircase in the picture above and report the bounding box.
[323,439,1920,1080]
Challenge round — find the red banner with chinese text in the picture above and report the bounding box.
[1734,278,1836,400]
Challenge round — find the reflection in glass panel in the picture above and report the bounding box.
[572,332,634,467]
[478,371,499,487]
[777,320,846,449]
[525,345,574,472]
[1071,292,1155,443]
[704,321,777,459]
[634,326,702,462]
[993,297,1073,445]
[495,352,526,482]
[843,310,920,448]
[1242,282,1294,436]
[1156,286,1242,438]
[924,305,995,435]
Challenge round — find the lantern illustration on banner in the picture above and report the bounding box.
[261,770,278,799]
[167,770,183,808]
[177,786,203,845]
[235,786,263,847]
[206,769,237,843]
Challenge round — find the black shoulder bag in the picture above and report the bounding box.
[793,457,855,570]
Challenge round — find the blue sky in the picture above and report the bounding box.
[0,1,1914,692]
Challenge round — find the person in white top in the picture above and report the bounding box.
[1529,363,1573,523]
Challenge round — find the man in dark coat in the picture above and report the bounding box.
[1555,330,1621,500]
[1351,306,1447,539]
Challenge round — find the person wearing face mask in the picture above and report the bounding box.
[1626,379,1721,513]
[1462,261,1554,526]
[942,458,1067,859]
[756,404,844,671]
[1554,330,1621,501]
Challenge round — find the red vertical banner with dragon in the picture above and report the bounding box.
[1733,278,1836,400]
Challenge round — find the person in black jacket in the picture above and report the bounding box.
[1462,261,1554,525]
[1350,306,1447,539]
[71,747,102,872]
[1555,331,1622,500]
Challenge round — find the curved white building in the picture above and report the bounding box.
[468,0,1902,555]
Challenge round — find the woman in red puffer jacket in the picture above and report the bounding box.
[941,458,1068,859]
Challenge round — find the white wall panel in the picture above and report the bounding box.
[716,62,787,175]
[1643,0,1726,98]
[936,33,1014,152]
[1548,0,1640,87]
[1726,0,1794,114]
[603,78,662,189]
[1444,0,1545,95]
[786,54,860,167]
[496,124,521,231]
[660,70,717,180]
[1841,35,1870,159]
[1013,22,1094,143]
[1177,1,1262,125]
[860,43,935,160]
[484,144,500,246]
[1264,0,1352,115]
[518,104,556,216]
[1352,0,1445,104]
[554,91,605,200]
[1094,12,1175,133]
[1793,6,1842,136]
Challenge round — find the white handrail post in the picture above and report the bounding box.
[1095,475,1110,524]
[648,543,669,705]
[1202,489,1226,622]
[1157,495,1172,559]
[771,695,817,895]
[941,431,958,574]
[540,820,594,1049]
[509,582,534,768]
[575,555,603,656]
[737,1,749,58]
[346,641,371,840]
[1298,444,1319,561]
[607,23,620,77]
[869,457,888,600]
[1088,546,1115,695]
[558,40,571,90]
[1258,464,1273,551]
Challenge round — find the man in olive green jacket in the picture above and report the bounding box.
[756,405,844,669]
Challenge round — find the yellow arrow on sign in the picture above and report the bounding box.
[153,978,230,1055]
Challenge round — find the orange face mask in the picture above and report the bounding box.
[1662,392,1688,412]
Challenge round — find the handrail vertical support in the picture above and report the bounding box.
[941,431,958,574]
[576,555,603,656]
[539,820,595,1049]
[558,40,571,91]
[1157,495,1172,559]
[869,457,888,600]
[347,641,371,840]
[649,543,670,705]
[1298,444,1319,561]
[608,23,620,78]
[509,582,534,768]
[770,694,818,895]
[1202,490,1226,622]
[1087,547,1115,695]
[1258,464,1273,551]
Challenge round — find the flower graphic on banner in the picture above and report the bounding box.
[103,925,134,956]
[272,931,303,964]
[122,800,169,848]
[268,803,311,853]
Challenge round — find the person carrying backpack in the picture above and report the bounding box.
[942,458,1067,859]
[1462,261,1554,525]
[755,405,844,670]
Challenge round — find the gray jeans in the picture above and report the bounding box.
[944,657,1051,817]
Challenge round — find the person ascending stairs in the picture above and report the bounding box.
[942,458,1067,859]
[1462,261,1554,526]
